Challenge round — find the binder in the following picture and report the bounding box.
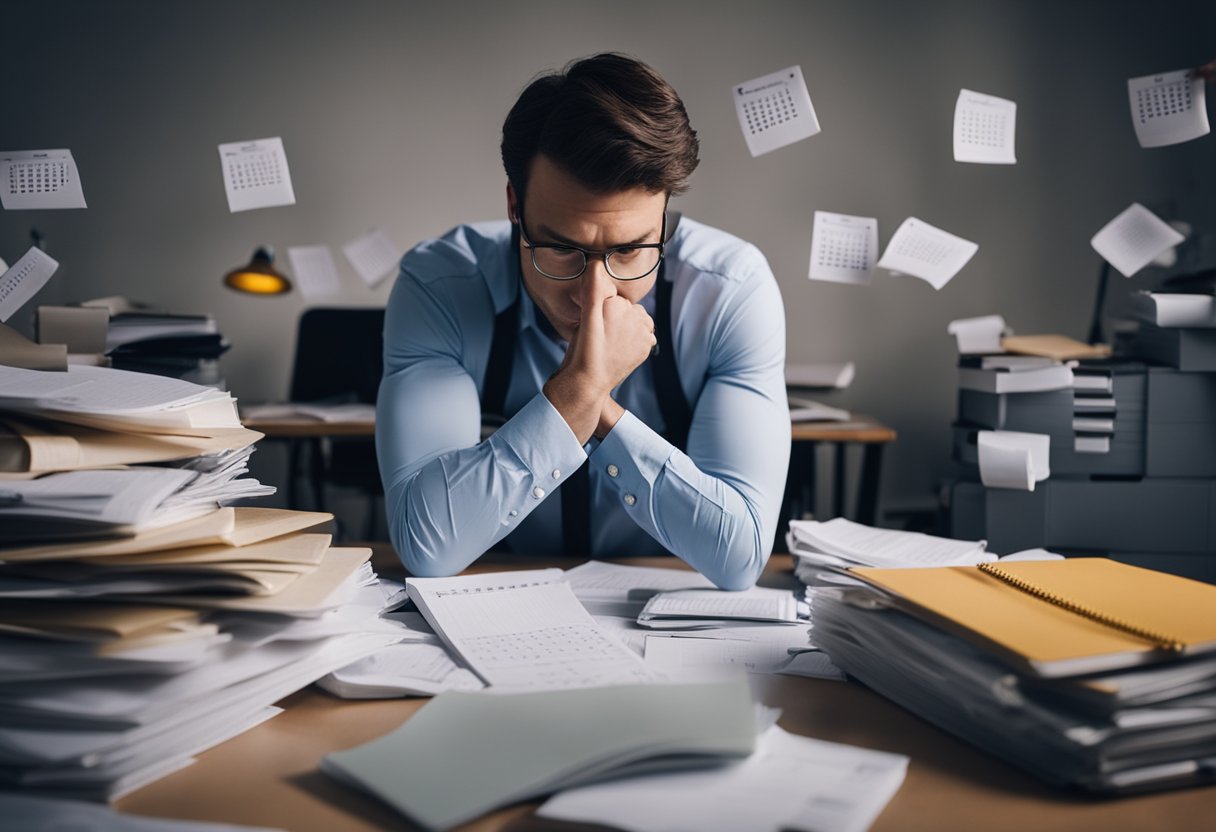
[850,558,1216,678]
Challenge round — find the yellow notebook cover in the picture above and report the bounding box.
[850,558,1216,678]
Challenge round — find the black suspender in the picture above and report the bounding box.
[481,222,692,557]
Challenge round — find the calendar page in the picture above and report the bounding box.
[1128,70,1210,148]
[0,247,59,322]
[0,149,87,210]
[217,136,296,212]
[1090,202,1184,278]
[953,89,1017,164]
[287,245,342,300]
[808,211,878,285]
[733,65,821,157]
[877,218,978,290]
[342,228,401,287]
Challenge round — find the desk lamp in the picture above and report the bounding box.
[223,246,291,295]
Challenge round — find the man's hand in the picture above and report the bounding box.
[544,291,656,444]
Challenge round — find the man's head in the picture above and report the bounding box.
[501,53,700,205]
[501,54,699,341]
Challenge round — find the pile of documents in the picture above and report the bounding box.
[813,558,1216,793]
[0,363,409,801]
[787,517,992,588]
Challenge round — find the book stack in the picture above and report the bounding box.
[812,558,1216,794]
[946,320,1216,582]
[0,363,406,802]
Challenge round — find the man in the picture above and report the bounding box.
[377,53,789,589]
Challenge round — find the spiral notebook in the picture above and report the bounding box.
[850,558,1216,678]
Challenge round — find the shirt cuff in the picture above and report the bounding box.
[589,409,675,503]
[490,392,588,495]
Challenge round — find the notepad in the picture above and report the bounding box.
[953,89,1017,164]
[851,558,1216,677]
[217,137,296,212]
[0,149,87,210]
[808,211,878,284]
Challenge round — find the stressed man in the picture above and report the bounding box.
[377,53,789,588]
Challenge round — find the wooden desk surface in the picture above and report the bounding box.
[245,415,898,444]
[116,554,1215,832]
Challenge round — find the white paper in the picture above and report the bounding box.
[877,217,978,290]
[788,517,990,568]
[777,650,847,681]
[733,65,821,157]
[0,149,87,209]
[217,137,296,212]
[784,361,855,389]
[644,635,794,675]
[947,314,1006,354]
[1128,70,1210,148]
[953,89,1017,163]
[342,228,401,287]
[640,587,801,626]
[539,725,908,832]
[318,640,484,697]
[0,246,59,322]
[788,396,850,422]
[286,245,341,299]
[406,569,661,690]
[977,430,1050,491]
[808,211,878,284]
[1091,203,1185,278]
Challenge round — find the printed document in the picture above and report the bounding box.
[877,217,978,290]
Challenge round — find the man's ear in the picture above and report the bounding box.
[506,182,519,224]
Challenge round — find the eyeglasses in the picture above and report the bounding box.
[517,207,666,281]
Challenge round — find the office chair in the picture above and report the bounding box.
[287,307,385,540]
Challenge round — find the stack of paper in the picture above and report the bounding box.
[814,559,1216,793]
[0,364,413,802]
[787,517,992,588]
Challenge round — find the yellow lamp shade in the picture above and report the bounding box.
[223,247,292,295]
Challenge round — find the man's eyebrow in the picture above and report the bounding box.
[535,223,658,248]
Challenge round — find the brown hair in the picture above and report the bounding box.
[501,53,700,203]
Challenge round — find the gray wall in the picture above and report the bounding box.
[3,0,1214,516]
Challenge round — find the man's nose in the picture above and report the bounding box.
[573,257,617,308]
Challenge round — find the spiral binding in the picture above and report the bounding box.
[976,562,1184,653]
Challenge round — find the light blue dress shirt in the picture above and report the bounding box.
[377,217,790,589]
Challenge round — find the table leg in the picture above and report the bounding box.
[834,443,847,519]
[858,444,885,526]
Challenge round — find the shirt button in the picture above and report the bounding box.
[509,510,518,517]
[607,464,620,478]
[623,494,637,506]
[532,486,545,499]
[551,468,561,479]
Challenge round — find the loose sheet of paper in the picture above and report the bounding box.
[947,314,1006,354]
[733,65,820,157]
[1091,202,1185,278]
[877,217,978,290]
[342,229,401,287]
[539,725,908,832]
[644,635,794,675]
[286,245,342,300]
[808,211,878,284]
[0,149,87,209]
[953,89,1017,163]
[977,430,1050,491]
[217,137,296,212]
[406,570,660,690]
[0,247,59,322]
[1128,69,1210,148]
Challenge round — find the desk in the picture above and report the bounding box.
[116,554,1215,832]
[244,413,898,539]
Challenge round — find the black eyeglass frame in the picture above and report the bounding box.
[516,206,667,281]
